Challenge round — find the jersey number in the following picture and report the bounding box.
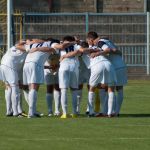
[65,45,74,53]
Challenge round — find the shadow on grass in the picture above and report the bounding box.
[119,114,150,118]
[78,114,150,118]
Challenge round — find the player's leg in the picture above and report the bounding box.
[115,86,123,116]
[88,64,104,116]
[11,84,20,116]
[17,88,28,117]
[28,83,39,117]
[60,88,68,118]
[88,86,96,116]
[103,61,117,117]
[70,69,79,117]
[22,85,29,105]
[44,70,54,116]
[17,89,23,115]
[59,69,70,118]
[94,87,100,114]
[85,84,90,114]
[107,86,115,117]
[115,68,127,116]
[99,85,108,115]
[17,81,26,116]
[70,88,78,117]
[54,84,61,116]
[77,84,83,114]
[24,62,44,118]
[1,65,20,116]
[22,65,30,105]
[46,84,53,116]
[5,84,12,116]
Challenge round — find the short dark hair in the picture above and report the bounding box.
[45,38,60,44]
[63,36,75,42]
[80,41,89,48]
[87,31,98,40]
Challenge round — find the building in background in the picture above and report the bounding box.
[13,0,150,13]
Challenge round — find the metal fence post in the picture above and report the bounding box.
[85,12,89,33]
[22,13,25,39]
[147,12,150,75]
[7,0,13,49]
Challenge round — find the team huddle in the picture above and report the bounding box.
[0,31,127,118]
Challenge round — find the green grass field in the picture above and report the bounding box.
[0,80,150,150]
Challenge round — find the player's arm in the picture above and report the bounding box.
[90,50,109,58]
[110,49,122,56]
[89,43,114,58]
[79,47,99,54]
[102,46,122,56]
[59,50,81,62]
[29,47,55,53]
[32,39,44,43]
[15,44,26,52]
[53,41,76,50]
[44,66,55,69]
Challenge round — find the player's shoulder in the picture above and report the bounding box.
[98,40,106,48]
[10,46,16,51]
[74,44,81,50]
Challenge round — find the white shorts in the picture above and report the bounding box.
[59,64,79,89]
[44,69,58,85]
[0,65,19,85]
[115,67,127,86]
[23,62,44,85]
[78,66,90,85]
[89,61,117,87]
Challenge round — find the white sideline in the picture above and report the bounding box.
[4,137,150,141]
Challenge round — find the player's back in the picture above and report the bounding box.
[60,44,80,68]
[89,46,108,68]
[25,42,51,66]
[1,46,27,70]
[100,39,126,69]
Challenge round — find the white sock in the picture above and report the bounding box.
[46,93,53,114]
[54,90,61,114]
[23,90,29,105]
[99,89,106,114]
[72,90,78,114]
[61,89,67,115]
[11,86,19,116]
[5,88,12,115]
[76,90,82,113]
[28,89,37,116]
[103,93,108,115]
[116,89,123,115]
[107,91,115,115]
[88,91,95,115]
[86,104,89,112]
[17,90,23,114]
[112,94,117,114]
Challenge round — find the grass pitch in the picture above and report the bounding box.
[0,80,150,150]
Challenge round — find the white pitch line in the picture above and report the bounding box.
[4,137,150,141]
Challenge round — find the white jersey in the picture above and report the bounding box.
[25,41,56,67]
[98,39,126,69]
[1,46,27,71]
[60,44,80,67]
[88,46,108,68]
[81,54,90,69]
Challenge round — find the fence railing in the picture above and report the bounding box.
[0,12,150,74]
[0,12,22,55]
